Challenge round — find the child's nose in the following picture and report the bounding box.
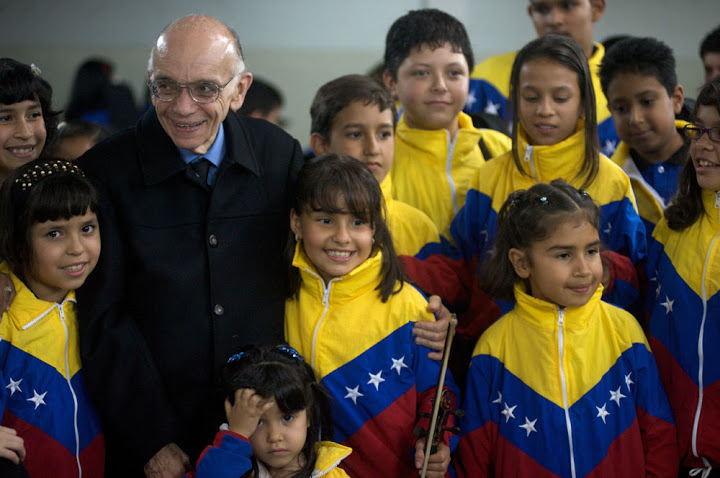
[13,118,33,139]
[66,234,85,255]
[364,136,380,155]
[333,224,351,243]
[431,74,447,92]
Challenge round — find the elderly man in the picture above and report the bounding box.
[76,14,448,477]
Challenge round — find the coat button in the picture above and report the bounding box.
[209,234,218,247]
[657,165,665,174]
[214,304,224,316]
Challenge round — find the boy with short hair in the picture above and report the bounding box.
[382,8,511,241]
[309,74,441,257]
[466,0,620,156]
[700,25,720,84]
[600,36,688,233]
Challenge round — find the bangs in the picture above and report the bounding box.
[24,174,99,223]
[225,361,311,414]
[308,185,378,224]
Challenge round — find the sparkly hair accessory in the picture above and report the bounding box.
[538,196,548,204]
[14,159,85,191]
[579,189,590,198]
[226,351,246,364]
[29,63,42,77]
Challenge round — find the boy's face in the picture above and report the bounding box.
[311,101,394,183]
[383,42,469,137]
[606,72,684,163]
[703,52,720,84]
[528,0,605,58]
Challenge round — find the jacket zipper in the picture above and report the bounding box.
[557,309,577,478]
[305,268,341,370]
[691,191,720,464]
[59,301,83,478]
[523,145,539,183]
[446,130,459,214]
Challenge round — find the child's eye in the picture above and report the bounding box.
[257,418,265,426]
[641,98,655,107]
[82,224,97,234]
[0,115,11,123]
[28,111,43,120]
[282,414,295,423]
[378,130,393,139]
[317,218,332,225]
[523,96,539,103]
[346,131,362,139]
[556,252,570,260]
[412,70,429,77]
[47,231,61,239]
[587,248,600,256]
[610,104,627,114]
[352,219,367,227]
[555,97,569,103]
[448,69,464,78]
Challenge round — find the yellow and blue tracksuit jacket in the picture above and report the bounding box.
[380,174,442,258]
[0,263,104,477]
[466,42,619,157]
[611,119,689,234]
[645,189,720,472]
[403,122,646,339]
[285,245,458,477]
[391,111,511,241]
[456,284,678,477]
[193,432,352,478]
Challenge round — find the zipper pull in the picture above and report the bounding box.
[322,282,331,306]
[714,191,719,209]
[557,308,565,326]
[523,145,533,162]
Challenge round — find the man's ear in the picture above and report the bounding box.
[290,208,302,239]
[382,71,399,100]
[591,0,607,22]
[309,132,330,156]
[508,248,531,279]
[229,72,254,112]
[671,83,685,115]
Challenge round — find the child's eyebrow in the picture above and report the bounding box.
[0,102,41,113]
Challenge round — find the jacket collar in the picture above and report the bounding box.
[292,242,382,306]
[396,111,482,157]
[517,120,588,182]
[380,174,394,209]
[512,281,603,331]
[0,262,75,331]
[137,109,261,186]
[255,441,351,478]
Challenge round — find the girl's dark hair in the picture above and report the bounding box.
[288,154,404,302]
[0,158,100,278]
[509,35,599,189]
[482,179,601,301]
[221,345,332,478]
[664,78,720,231]
[0,58,60,151]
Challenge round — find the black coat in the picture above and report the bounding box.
[76,109,303,475]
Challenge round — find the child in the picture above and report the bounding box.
[0,159,104,477]
[309,73,441,257]
[381,8,512,240]
[284,154,459,477]
[466,0,619,155]
[600,36,689,233]
[404,35,645,376]
[645,78,720,477]
[0,58,59,183]
[50,121,111,161]
[236,77,285,127]
[192,345,351,477]
[700,25,720,84]
[456,180,677,477]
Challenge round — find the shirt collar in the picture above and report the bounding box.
[177,123,226,168]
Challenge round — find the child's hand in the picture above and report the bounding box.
[413,439,450,478]
[413,295,450,360]
[0,426,25,465]
[224,388,275,439]
[0,273,16,314]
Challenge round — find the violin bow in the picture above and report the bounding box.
[420,313,458,478]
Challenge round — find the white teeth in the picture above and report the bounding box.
[327,251,351,258]
[177,122,202,128]
[699,160,718,167]
[64,264,84,272]
[9,147,33,153]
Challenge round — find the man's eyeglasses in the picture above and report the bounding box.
[148,74,237,104]
[683,124,720,143]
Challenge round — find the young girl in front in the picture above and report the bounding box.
[285,154,459,478]
[403,34,646,381]
[192,345,351,478]
[0,158,104,477]
[455,180,677,478]
[645,77,720,477]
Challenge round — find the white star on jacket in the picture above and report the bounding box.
[27,390,47,410]
[6,377,22,396]
[519,417,538,437]
[367,371,385,391]
[610,386,626,406]
[344,386,363,405]
[501,402,517,423]
[465,91,477,109]
[492,391,502,404]
[391,357,408,375]
[660,296,674,314]
[484,101,501,116]
[603,139,618,156]
[625,372,634,392]
[596,403,610,424]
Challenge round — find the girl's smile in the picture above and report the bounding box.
[291,196,375,283]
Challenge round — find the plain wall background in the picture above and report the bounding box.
[1,0,717,144]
